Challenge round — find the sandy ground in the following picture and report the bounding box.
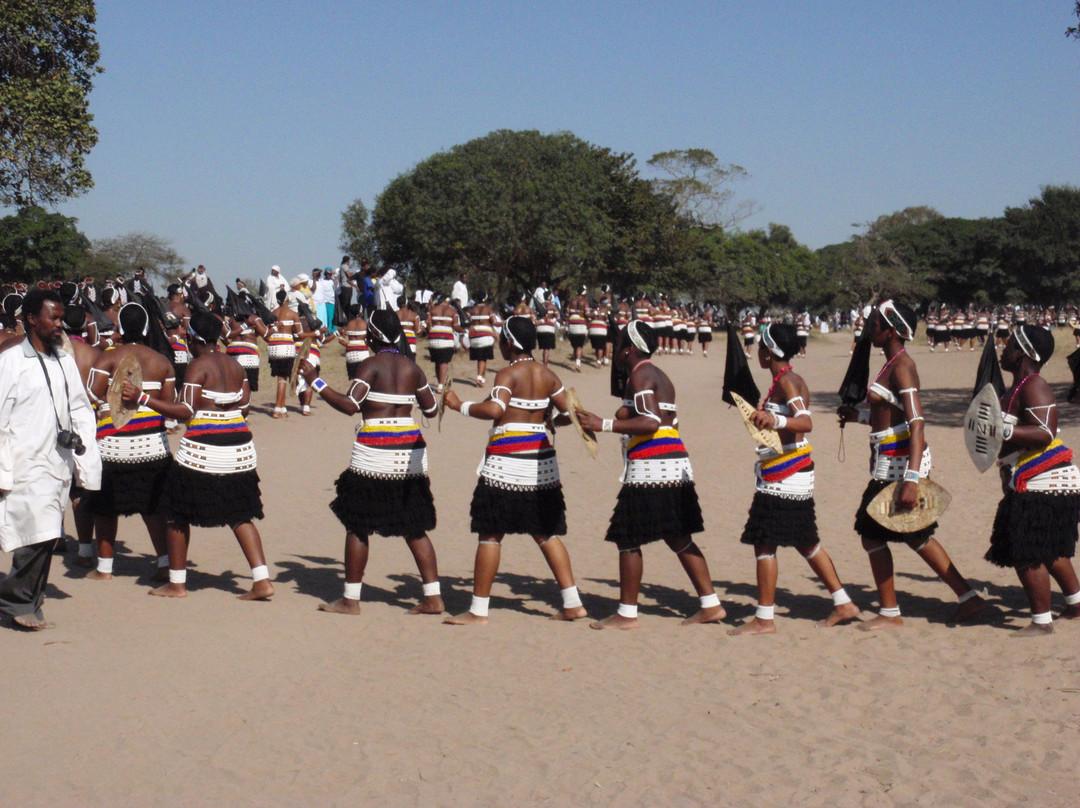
[4,329,1080,807]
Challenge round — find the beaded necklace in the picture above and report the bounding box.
[764,365,793,405]
[867,348,906,396]
[377,348,399,355]
[510,356,534,366]
[631,359,652,375]
[1004,372,1037,415]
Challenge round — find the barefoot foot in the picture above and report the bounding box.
[818,601,861,627]
[681,604,727,625]
[318,597,361,615]
[1061,603,1080,620]
[11,614,55,630]
[550,605,588,621]
[149,582,187,598]
[949,593,988,624]
[727,617,776,636]
[85,570,113,581]
[1012,621,1054,637]
[444,611,489,625]
[589,614,638,630]
[238,580,274,600]
[857,614,904,631]
[408,595,445,615]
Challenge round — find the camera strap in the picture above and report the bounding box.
[33,348,74,432]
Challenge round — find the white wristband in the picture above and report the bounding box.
[1002,421,1014,441]
[773,413,787,430]
[312,378,327,394]
[138,392,150,407]
[602,419,613,433]
[903,469,921,484]
[460,401,471,417]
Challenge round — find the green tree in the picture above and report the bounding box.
[0,204,89,282]
[82,232,186,286]
[998,184,1080,303]
[646,148,759,230]
[0,0,103,207]
[338,198,379,267]
[371,129,685,299]
[1067,1,1079,39]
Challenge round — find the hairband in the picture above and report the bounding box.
[367,319,392,345]
[627,320,649,353]
[1013,325,1040,363]
[118,302,149,337]
[761,324,784,358]
[877,299,913,341]
[502,316,525,350]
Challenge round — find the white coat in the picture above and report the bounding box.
[0,339,101,552]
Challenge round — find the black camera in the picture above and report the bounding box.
[57,429,86,456]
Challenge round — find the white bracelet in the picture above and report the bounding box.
[602,419,614,433]
[460,401,471,417]
[138,392,150,407]
[773,413,787,430]
[312,378,327,394]
[903,469,921,484]
[1002,422,1014,441]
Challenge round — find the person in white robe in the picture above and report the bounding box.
[0,289,101,629]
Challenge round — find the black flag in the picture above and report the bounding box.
[722,322,760,407]
[1067,349,1080,404]
[972,333,1005,402]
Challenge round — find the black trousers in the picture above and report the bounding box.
[0,538,60,621]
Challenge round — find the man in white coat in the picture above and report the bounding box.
[264,265,288,310]
[375,268,403,311]
[0,288,101,630]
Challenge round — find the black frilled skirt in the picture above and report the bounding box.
[330,469,436,538]
[469,345,494,361]
[428,347,455,364]
[986,490,1080,567]
[741,491,819,548]
[269,357,293,378]
[244,366,260,392]
[470,478,567,537]
[537,332,556,350]
[605,482,704,550]
[85,455,173,517]
[853,479,937,545]
[162,465,264,527]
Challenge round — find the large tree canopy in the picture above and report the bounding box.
[0,204,89,282]
[0,0,102,207]
[371,129,685,298]
[81,232,186,286]
[646,148,758,230]
[339,198,378,267]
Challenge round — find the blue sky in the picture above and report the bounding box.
[49,2,1080,287]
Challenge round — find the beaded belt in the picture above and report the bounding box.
[345,349,369,363]
[267,343,296,359]
[478,423,559,490]
[349,417,428,478]
[176,439,257,473]
[100,432,170,463]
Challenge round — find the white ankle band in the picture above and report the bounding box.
[343,581,362,601]
[96,557,113,574]
[700,593,720,609]
[422,581,441,597]
[78,542,93,558]
[879,606,901,618]
[755,604,775,620]
[169,568,187,584]
[470,595,490,617]
[157,555,169,568]
[250,565,269,582]
[1032,611,1053,625]
[1065,591,1080,606]
[831,588,852,606]
[561,585,582,610]
[617,603,638,619]
[957,589,979,604]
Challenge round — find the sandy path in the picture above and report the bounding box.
[3,331,1079,807]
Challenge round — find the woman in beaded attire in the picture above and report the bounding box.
[300,309,443,616]
[443,316,588,625]
[837,300,984,629]
[988,325,1080,635]
[728,323,859,635]
[123,311,274,600]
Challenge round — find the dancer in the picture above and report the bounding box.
[338,308,369,380]
[126,311,273,600]
[728,323,859,635]
[988,326,1080,635]
[565,286,589,371]
[84,303,174,581]
[267,289,314,418]
[300,310,443,615]
[587,295,610,366]
[576,321,725,629]
[443,316,587,625]
[224,307,267,393]
[837,300,985,629]
[425,294,459,392]
[535,292,559,367]
[467,292,497,386]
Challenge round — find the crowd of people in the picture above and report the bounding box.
[1,269,1079,639]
